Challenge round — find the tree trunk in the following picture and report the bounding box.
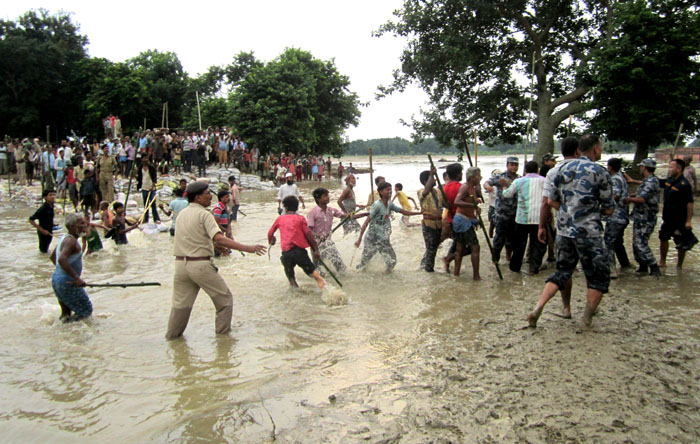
[534,105,555,165]
[628,139,650,179]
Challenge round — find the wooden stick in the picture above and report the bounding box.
[123,129,140,206]
[473,130,478,167]
[671,123,684,160]
[331,211,355,234]
[84,282,161,288]
[427,153,502,280]
[459,130,474,167]
[369,147,374,204]
[196,91,203,131]
[318,257,343,287]
[138,191,158,224]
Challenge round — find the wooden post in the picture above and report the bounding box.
[196,91,203,131]
[162,103,166,128]
[473,130,478,167]
[46,126,50,144]
[369,147,374,204]
[165,102,169,129]
[671,123,684,161]
[459,129,473,166]
[144,118,147,131]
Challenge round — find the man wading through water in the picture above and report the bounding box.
[165,181,266,340]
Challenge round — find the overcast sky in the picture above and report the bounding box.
[4,0,429,141]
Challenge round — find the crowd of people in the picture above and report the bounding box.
[2,127,346,215]
[20,130,698,334]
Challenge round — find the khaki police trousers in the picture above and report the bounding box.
[165,259,233,340]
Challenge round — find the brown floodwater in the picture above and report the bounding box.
[1,155,698,443]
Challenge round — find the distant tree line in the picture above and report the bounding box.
[0,10,360,156]
[344,137,637,157]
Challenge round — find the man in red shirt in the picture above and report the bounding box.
[268,196,325,289]
[441,163,465,272]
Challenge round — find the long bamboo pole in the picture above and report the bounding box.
[473,130,478,167]
[123,128,141,207]
[369,147,374,204]
[459,130,473,166]
[671,123,684,161]
[196,91,203,131]
[318,257,343,287]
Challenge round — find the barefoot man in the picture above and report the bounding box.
[527,134,614,328]
[446,167,482,280]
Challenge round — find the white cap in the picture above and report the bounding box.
[285,172,293,177]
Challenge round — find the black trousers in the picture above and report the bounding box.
[38,233,53,253]
[510,223,546,273]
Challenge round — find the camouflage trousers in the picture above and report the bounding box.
[314,239,347,275]
[546,235,610,293]
[633,220,657,267]
[604,220,628,268]
[357,232,397,271]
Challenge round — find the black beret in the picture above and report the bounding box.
[186,181,209,197]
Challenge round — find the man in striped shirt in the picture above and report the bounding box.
[502,160,547,273]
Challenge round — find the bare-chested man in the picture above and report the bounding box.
[445,167,482,280]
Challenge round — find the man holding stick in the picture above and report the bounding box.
[165,181,266,340]
[449,167,482,280]
[50,213,92,322]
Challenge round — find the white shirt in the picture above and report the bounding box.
[278,183,301,201]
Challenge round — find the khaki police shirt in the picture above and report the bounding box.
[173,203,221,258]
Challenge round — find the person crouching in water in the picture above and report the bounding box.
[50,213,92,322]
[268,196,326,289]
[355,181,422,272]
[307,187,366,275]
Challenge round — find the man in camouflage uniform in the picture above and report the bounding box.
[527,134,614,328]
[484,156,520,262]
[604,158,631,277]
[626,158,661,276]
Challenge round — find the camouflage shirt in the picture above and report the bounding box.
[548,155,614,238]
[487,171,520,218]
[631,175,660,225]
[607,172,630,224]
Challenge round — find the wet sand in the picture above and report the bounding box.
[281,271,700,443]
[1,155,698,443]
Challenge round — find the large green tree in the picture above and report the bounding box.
[229,48,360,155]
[0,9,88,138]
[127,50,189,130]
[82,59,151,137]
[590,0,700,165]
[378,0,608,160]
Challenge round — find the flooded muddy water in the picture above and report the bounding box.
[1,155,698,443]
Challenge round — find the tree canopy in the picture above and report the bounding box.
[229,48,360,155]
[377,0,607,161]
[0,11,360,153]
[590,0,700,164]
[0,9,88,137]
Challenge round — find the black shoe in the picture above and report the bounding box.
[635,264,648,275]
[649,264,662,277]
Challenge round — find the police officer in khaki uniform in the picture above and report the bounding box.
[165,181,266,340]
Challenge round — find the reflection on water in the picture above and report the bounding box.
[0,154,698,442]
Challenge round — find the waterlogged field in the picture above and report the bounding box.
[0,155,698,443]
